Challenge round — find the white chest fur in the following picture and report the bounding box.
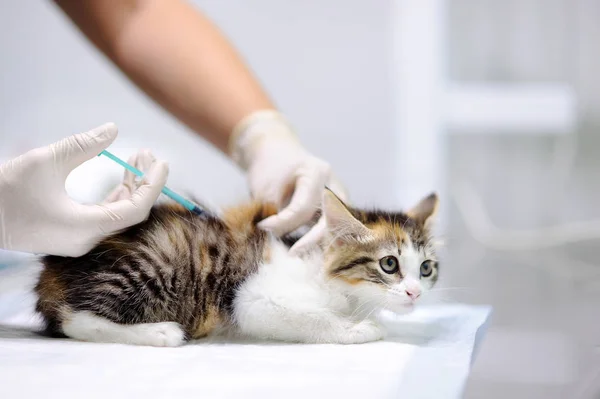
[232,240,385,344]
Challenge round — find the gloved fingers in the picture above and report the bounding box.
[136,149,156,172]
[287,175,347,255]
[50,123,118,174]
[103,149,157,204]
[128,159,169,213]
[258,162,329,236]
[122,149,156,196]
[289,216,327,256]
[103,185,128,203]
[95,159,169,233]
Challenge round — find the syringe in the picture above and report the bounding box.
[98,150,206,216]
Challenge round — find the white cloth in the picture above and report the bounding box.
[0,263,491,399]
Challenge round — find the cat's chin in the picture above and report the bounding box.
[386,302,415,315]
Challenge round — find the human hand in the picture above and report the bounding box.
[0,123,169,257]
[230,111,347,254]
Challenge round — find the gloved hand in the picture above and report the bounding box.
[230,110,347,254]
[103,149,162,203]
[0,123,169,257]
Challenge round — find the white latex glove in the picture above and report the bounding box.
[103,149,161,203]
[0,123,169,257]
[230,110,347,254]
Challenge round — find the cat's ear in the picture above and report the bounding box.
[407,192,439,226]
[323,188,371,244]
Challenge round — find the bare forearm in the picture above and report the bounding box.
[55,0,274,153]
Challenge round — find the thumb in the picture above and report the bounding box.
[96,160,169,233]
[50,123,118,173]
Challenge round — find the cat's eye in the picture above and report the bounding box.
[420,260,435,278]
[379,256,399,274]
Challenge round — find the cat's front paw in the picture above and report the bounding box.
[339,320,386,344]
[136,322,186,347]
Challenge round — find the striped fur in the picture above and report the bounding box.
[36,202,276,340]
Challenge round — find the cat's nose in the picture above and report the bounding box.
[406,288,421,300]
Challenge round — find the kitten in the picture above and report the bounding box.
[35,189,439,346]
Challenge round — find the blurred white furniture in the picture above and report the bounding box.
[392,0,577,221]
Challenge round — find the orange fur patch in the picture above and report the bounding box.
[262,244,272,263]
[369,221,404,244]
[338,276,366,285]
[192,305,224,338]
[222,202,277,231]
[36,268,67,319]
[394,228,409,247]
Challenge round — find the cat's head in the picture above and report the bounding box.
[322,189,439,315]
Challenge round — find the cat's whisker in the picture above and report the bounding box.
[348,298,384,319]
[359,302,383,322]
[428,287,471,292]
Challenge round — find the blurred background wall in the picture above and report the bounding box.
[448,0,600,234]
[445,2,600,397]
[2,0,597,224]
[0,1,394,209]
